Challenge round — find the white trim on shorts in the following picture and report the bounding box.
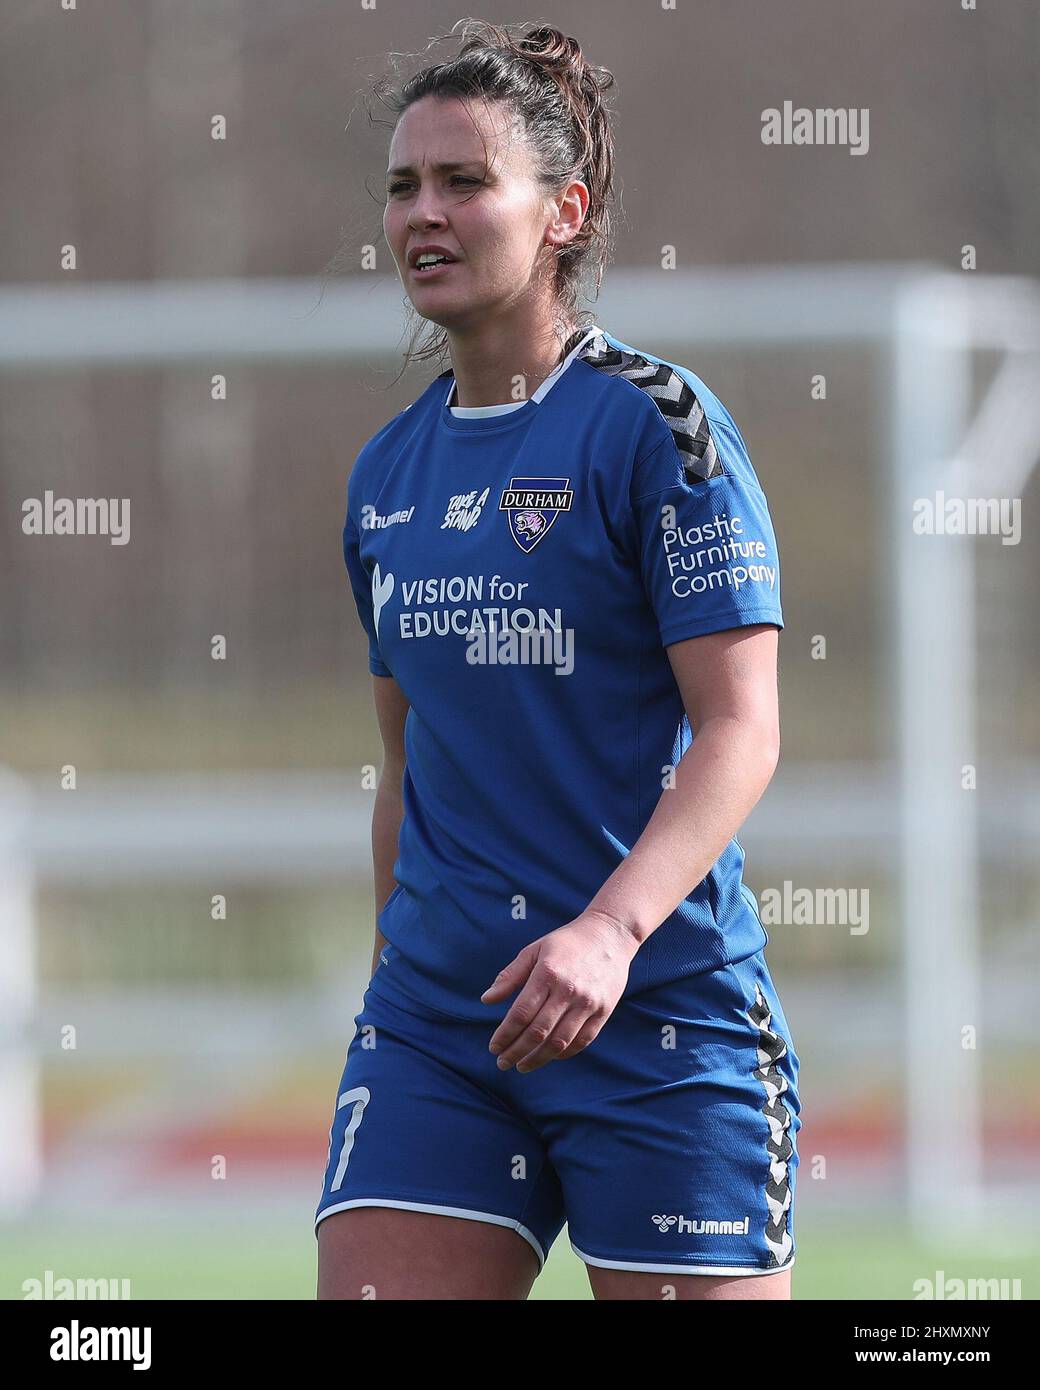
[571,1241,795,1278]
[315,1198,546,1270]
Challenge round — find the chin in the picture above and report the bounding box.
[409,301,456,328]
[409,298,480,332]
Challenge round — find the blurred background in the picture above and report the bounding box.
[2,0,1039,1300]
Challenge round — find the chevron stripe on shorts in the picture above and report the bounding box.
[746,982,796,1268]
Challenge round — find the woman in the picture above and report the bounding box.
[316,20,801,1301]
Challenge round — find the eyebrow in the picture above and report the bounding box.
[386,160,484,180]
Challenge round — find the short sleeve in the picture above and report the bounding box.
[630,423,783,648]
[343,514,393,677]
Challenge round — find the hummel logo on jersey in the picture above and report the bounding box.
[499,477,574,553]
[361,503,415,530]
[442,488,490,532]
[651,1214,750,1235]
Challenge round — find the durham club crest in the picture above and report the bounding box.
[498,476,574,553]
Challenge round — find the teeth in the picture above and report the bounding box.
[416,254,449,267]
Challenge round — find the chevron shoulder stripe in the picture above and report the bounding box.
[577,332,724,482]
[746,982,796,1268]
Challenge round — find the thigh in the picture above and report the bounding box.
[526,950,801,1283]
[587,1266,791,1301]
[314,975,566,1299]
[318,1205,539,1300]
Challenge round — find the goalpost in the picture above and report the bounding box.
[2,264,1038,1237]
[890,274,1040,1236]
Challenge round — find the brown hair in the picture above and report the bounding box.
[361,18,618,377]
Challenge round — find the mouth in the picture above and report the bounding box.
[410,257,457,279]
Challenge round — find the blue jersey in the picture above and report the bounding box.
[343,327,784,1020]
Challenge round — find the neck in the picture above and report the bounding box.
[446,311,577,408]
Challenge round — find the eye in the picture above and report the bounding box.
[386,174,481,196]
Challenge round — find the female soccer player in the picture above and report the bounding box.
[316,20,801,1301]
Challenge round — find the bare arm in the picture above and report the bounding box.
[369,673,409,977]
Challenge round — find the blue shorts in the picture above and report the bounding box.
[314,948,801,1277]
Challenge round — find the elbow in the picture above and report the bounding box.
[378,754,407,797]
[732,710,779,792]
[759,720,781,787]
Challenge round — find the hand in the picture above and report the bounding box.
[481,911,640,1073]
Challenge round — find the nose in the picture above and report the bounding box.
[406,179,449,230]
[407,203,447,231]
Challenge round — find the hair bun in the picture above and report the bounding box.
[518,26,584,75]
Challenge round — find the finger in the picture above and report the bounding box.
[488,975,549,1057]
[492,992,568,1068]
[481,945,537,1004]
[514,1006,589,1073]
[555,1015,605,1060]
